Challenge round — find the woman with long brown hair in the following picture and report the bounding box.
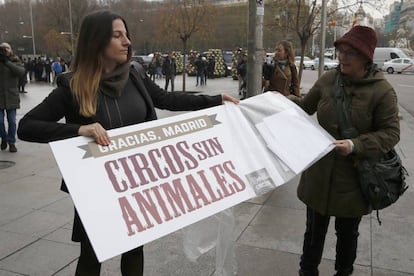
[263,40,300,96]
[17,10,238,276]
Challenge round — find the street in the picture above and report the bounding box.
[1,70,413,276]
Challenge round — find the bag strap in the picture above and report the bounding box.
[334,73,358,139]
[334,74,382,226]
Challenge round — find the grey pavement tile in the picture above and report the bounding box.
[61,222,73,231]
[0,147,58,184]
[353,217,378,266]
[54,256,128,276]
[237,205,306,255]
[0,204,34,227]
[0,174,66,211]
[99,256,123,276]
[0,230,38,260]
[376,190,414,223]
[265,177,306,211]
[370,269,414,276]
[370,218,414,273]
[144,231,216,276]
[0,210,72,238]
[53,260,77,276]
[232,202,262,239]
[42,227,76,245]
[40,196,74,216]
[245,191,273,205]
[0,269,22,276]
[0,239,78,276]
[235,244,334,276]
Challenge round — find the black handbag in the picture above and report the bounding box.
[357,149,408,211]
[334,74,408,224]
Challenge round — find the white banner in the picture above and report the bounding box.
[49,92,335,262]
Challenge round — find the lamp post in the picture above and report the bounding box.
[60,32,74,55]
[1,30,8,42]
[68,0,74,56]
[29,0,36,57]
[22,35,34,57]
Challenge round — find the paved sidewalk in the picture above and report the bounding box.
[0,76,413,276]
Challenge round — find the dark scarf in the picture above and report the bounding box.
[276,59,288,70]
[99,61,130,98]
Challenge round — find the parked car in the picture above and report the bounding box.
[374,47,410,68]
[132,55,152,70]
[295,56,314,70]
[266,52,275,65]
[382,58,414,74]
[313,57,339,70]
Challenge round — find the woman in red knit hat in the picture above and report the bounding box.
[289,25,400,276]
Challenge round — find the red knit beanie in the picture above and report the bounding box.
[334,25,377,62]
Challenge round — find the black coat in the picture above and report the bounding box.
[0,58,26,109]
[162,57,176,77]
[17,64,222,192]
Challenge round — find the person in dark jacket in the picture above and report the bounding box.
[0,42,26,152]
[194,55,206,86]
[19,57,28,93]
[289,26,400,276]
[237,54,247,99]
[17,10,238,276]
[162,51,176,92]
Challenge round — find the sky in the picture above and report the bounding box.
[0,0,397,19]
[327,0,398,19]
[361,0,398,19]
[143,0,398,19]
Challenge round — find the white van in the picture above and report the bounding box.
[373,47,409,68]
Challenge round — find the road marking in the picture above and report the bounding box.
[402,64,414,72]
[398,84,414,88]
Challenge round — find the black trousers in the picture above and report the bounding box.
[299,207,361,276]
[73,208,144,276]
[75,234,144,276]
[164,75,175,92]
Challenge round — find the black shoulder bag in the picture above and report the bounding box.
[334,74,408,224]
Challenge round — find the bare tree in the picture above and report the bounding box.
[157,0,215,92]
[292,0,320,83]
[268,0,390,83]
[44,29,71,57]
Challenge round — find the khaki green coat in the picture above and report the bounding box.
[294,69,400,217]
[0,58,26,109]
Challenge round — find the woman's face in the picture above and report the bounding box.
[275,44,288,60]
[103,19,131,70]
[337,44,369,77]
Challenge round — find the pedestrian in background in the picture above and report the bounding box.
[52,57,63,85]
[237,53,247,99]
[148,56,157,81]
[44,57,52,83]
[18,57,28,93]
[195,55,206,86]
[155,54,163,79]
[288,26,400,276]
[263,40,300,96]
[162,51,176,92]
[207,56,215,79]
[26,57,35,82]
[0,42,26,152]
[17,10,239,276]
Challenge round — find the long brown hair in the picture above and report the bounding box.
[70,10,132,117]
[276,40,295,66]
